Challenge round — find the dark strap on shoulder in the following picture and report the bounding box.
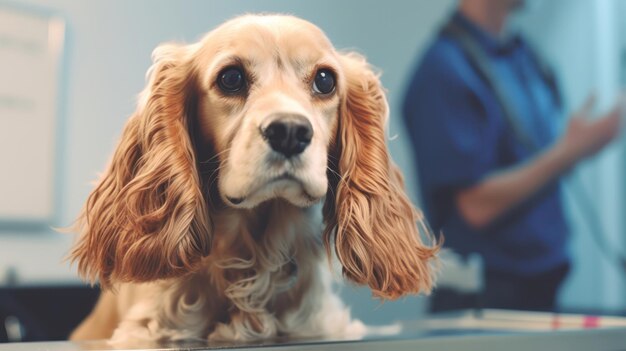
[441,20,540,152]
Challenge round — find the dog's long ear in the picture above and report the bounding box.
[70,43,211,287]
[323,52,440,300]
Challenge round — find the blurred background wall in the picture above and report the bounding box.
[518,0,626,312]
[0,0,625,326]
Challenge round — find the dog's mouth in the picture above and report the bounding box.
[223,172,320,208]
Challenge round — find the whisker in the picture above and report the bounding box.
[326,166,348,200]
[205,164,228,195]
[199,147,232,164]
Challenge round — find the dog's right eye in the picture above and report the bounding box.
[217,67,246,93]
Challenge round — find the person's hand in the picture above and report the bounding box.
[557,95,623,166]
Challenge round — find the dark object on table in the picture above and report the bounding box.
[0,285,99,342]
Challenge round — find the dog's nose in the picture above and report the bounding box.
[262,116,313,158]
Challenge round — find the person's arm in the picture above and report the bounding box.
[456,100,622,230]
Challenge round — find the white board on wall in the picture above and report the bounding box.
[0,6,65,223]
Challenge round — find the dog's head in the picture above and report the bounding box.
[71,14,438,299]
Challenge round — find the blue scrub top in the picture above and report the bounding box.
[403,12,570,276]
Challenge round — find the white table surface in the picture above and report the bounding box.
[1,309,625,351]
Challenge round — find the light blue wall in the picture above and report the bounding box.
[517,0,626,312]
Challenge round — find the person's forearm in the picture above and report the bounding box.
[456,142,576,229]
[455,97,622,230]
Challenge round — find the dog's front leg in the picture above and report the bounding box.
[108,282,211,346]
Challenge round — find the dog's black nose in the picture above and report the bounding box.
[263,116,313,158]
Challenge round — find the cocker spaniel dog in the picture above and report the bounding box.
[69,14,438,344]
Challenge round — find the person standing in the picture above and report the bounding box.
[403,0,622,311]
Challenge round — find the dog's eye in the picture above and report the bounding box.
[217,67,246,93]
[312,69,335,95]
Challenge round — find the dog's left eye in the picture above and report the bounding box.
[312,69,336,95]
[217,67,246,93]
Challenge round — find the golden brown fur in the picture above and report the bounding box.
[69,14,439,344]
[323,53,436,299]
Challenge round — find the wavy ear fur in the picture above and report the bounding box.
[323,53,440,299]
[70,43,211,287]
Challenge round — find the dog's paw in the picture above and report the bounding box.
[208,313,278,342]
[108,321,161,349]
